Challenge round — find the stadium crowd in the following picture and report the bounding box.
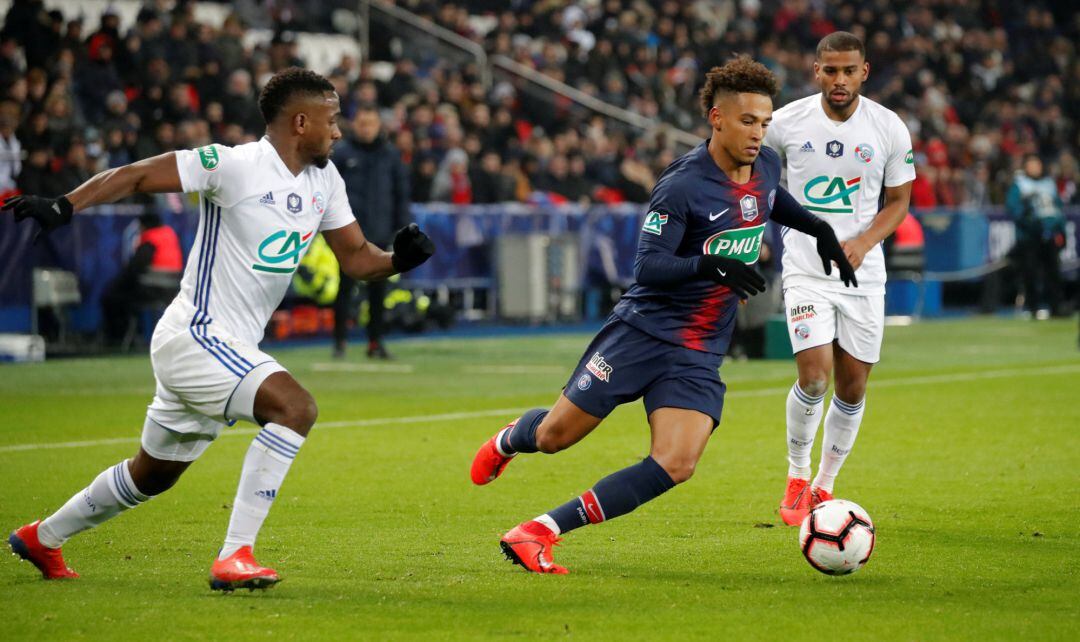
[0,0,1076,209]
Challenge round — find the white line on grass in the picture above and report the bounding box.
[1,363,1076,455]
[311,363,415,373]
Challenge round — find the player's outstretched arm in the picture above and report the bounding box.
[771,187,858,287]
[323,222,434,282]
[2,152,183,238]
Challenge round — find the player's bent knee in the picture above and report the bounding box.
[654,457,697,484]
[799,377,829,398]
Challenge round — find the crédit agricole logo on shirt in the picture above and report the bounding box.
[252,230,313,274]
[802,175,861,214]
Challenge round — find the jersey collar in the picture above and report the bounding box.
[260,136,306,180]
[815,93,863,128]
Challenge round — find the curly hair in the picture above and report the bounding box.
[258,67,336,124]
[698,55,778,117]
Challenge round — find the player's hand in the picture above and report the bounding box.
[2,195,74,241]
[698,255,766,300]
[815,227,858,287]
[391,223,435,273]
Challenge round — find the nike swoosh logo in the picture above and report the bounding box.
[709,208,729,221]
[717,269,727,277]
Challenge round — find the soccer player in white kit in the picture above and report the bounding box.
[762,32,915,525]
[4,68,435,589]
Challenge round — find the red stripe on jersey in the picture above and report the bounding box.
[679,284,735,351]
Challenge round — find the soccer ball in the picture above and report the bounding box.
[799,499,875,575]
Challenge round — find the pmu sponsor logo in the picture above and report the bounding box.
[790,304,816,322]
[252,229,314,274]
[585,352,613,382]
[802,175,861,214]
[702,223,765,264]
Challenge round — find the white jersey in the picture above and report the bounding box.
[764,94,915,295]
[154,138,355,347]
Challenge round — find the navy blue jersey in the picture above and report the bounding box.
[613,141,781,354]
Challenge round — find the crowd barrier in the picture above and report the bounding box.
[1,200,1076,334]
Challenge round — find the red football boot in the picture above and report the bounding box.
[8,521,79,579]
[470,421,517,485]
[500,520,568,575]
[209,546,280,591]
[779,476,812,526]
[809,486,834,509]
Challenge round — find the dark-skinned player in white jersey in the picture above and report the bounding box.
[5,68,434,590]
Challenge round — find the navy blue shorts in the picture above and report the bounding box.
[563,318,726,427]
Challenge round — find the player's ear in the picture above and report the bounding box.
[293,112,307,134]
[709,105,721,131]
[861,61,869,81]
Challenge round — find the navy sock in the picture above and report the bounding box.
[499,408,548,455]
[545,456,676,534]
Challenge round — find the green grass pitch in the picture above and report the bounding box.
[1,317,1077,640]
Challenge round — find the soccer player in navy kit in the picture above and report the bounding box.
[470,56,858,574]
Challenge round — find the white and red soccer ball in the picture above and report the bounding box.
[799,499,875,575]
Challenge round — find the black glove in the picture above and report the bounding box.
[2,195,74,241]
[390,223,435,273]
[814,226,858,288]
[697,255,767,300]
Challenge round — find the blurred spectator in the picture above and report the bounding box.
[431,148,472,203]
[101,210,182,345]
[332,103,411,360]
[0,100,21,192]
[1007,154,1067,318]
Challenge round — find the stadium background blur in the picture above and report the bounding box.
[0,0,1076,350]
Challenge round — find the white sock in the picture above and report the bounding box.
[786,382,825,478]
[219,423,305,559]
[813,396,865,492]
[38,460,150,548]
[534,513,560,535]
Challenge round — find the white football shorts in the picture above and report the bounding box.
[142,328,286,461]
[783,284,884,364]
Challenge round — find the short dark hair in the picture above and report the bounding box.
[816,31,865,59]
[699,55,778,116]
[258,67,335,124]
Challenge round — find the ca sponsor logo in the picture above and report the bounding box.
[197,145,220,171]
[642,210,668,235]
[803,175,861,214]
[702,223,765,264]
[252,229,314,274]
[586,352,613,382]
